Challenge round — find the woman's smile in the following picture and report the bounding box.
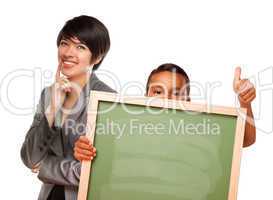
[62,59,78,68]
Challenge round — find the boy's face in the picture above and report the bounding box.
[147,71,189,101]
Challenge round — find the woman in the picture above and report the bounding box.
[21,15,114,200]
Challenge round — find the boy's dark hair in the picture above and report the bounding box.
[57,15,110,70]
[146,63,190,96]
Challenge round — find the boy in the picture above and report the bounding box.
[145,63,255,147]
[74,63,256,162]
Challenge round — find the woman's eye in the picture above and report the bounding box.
[77,45,86,50]
[60,41,68,46]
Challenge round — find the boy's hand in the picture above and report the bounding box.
[73,136,96,162]
[233,66,256,107]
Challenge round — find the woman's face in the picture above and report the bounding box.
[58,37,92,78]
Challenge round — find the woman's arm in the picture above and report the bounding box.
[37,135,97,186]
[37,155,81,186]
[20,88,62,169]
[21,64,73,169]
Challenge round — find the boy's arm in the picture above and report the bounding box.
[240,103,256,147]
[233,67,256,147]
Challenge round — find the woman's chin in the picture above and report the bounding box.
[61,69,74,78]
[61,69,88,79]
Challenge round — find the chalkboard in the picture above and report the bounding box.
[78,91,246,200]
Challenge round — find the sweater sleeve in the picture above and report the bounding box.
[20,88,62,169]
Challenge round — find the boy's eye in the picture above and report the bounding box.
[173,91,180,96]
[154,90,162,95]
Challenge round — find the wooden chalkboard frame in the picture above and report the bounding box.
[78,90,247,200]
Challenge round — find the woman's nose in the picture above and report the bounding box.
[63,45,76,57]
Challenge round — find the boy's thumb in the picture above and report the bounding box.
[234,66,241,83]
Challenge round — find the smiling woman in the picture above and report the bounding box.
[20,15,115,200]
[56,15,110,76]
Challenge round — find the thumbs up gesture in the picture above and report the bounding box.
[233,67,256,106]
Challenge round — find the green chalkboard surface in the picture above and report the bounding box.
[84,100,240,200]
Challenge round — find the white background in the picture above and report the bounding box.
[0,0,272,199]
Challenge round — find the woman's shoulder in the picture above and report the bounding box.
[36,86,52,112]
[89,73,116,93]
